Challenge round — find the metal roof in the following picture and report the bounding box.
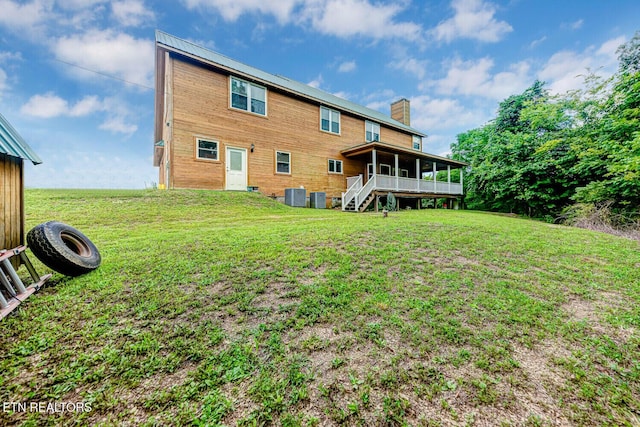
[0,113,42,165]
[155,30,427,138]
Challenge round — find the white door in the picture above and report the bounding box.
[225,147,247,191]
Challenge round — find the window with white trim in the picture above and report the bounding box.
[366,121,380,142]
[196,138,218,160]
[320,106,340,134]
[276,151,290,174]
[230,77,266,115]
[380,164,391,175]
[412,135,422,151]
[400,169,409,178]
[328,159,343,174]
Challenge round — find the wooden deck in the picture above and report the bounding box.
[342,174,463,212]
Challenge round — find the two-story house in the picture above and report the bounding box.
[153,31,466,211]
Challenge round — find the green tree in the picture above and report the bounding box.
[452,81,578,217]
[495,80,546,133]
[574,72,640,207]
[617,30,640,74]
[452,33,640,222]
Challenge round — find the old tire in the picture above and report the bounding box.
[27,221,101,277]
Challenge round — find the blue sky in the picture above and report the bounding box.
[0,0,638,188]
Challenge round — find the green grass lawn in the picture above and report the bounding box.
[1,189,639,426]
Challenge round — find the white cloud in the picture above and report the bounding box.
[301,0,422,41]
[21,93,105,118]
[538,36,624,94]
[57,0,105,10]
[112,0,155,26]
[388,57,428,79]
[431,0,512,43]
[529,36,547,49]
[0,51,21,95]
[338,60,356,73]
[426,57,531,100]
[181,0,299,23]
[20,93,138,135]
[0,0,54,30]
[538,51,591,94]
[52,29,154,88]
[99,97,139,135]
[597,36,625,58]
[183,0,422,41]
[21,93,73,118]
[99,116,138,134]
[69,95,103,116]
[410,95,487,132]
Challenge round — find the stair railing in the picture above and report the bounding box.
[342,175,363,211]
[354,174,377,210]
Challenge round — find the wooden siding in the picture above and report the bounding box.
[165,56,421,200]
[1,153,24,267]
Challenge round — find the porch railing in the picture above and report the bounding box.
[343,174,463,211]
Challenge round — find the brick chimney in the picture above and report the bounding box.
[391,98,410,126]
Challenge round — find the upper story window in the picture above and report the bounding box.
[320,106,340,134]
[366,121,380,142]
[230,77,266,115]
[412,135,422,151]
[196,138,218,160]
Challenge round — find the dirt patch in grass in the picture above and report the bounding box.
[562,297,600,324]
[83,363,197,426]
[511,342,574,426]
[562,291,636,342]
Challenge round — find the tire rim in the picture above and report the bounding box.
[60,232,92,258]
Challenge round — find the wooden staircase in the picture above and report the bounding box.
[343,175,377,212]
[343,189,376,212]
[358,193,376,212]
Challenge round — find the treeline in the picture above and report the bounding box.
[452,33,639,226]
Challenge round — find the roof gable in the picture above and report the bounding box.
[0,113,42,165]
[155,30,426,138]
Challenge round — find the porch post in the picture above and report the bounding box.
[433,162,437,191]
[372,149,377,180]
[416,158,420,191]
[460,168,463,194]
[447,165,451,193]
[394,154,399,190]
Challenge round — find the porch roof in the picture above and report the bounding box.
[340,141,467,170]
